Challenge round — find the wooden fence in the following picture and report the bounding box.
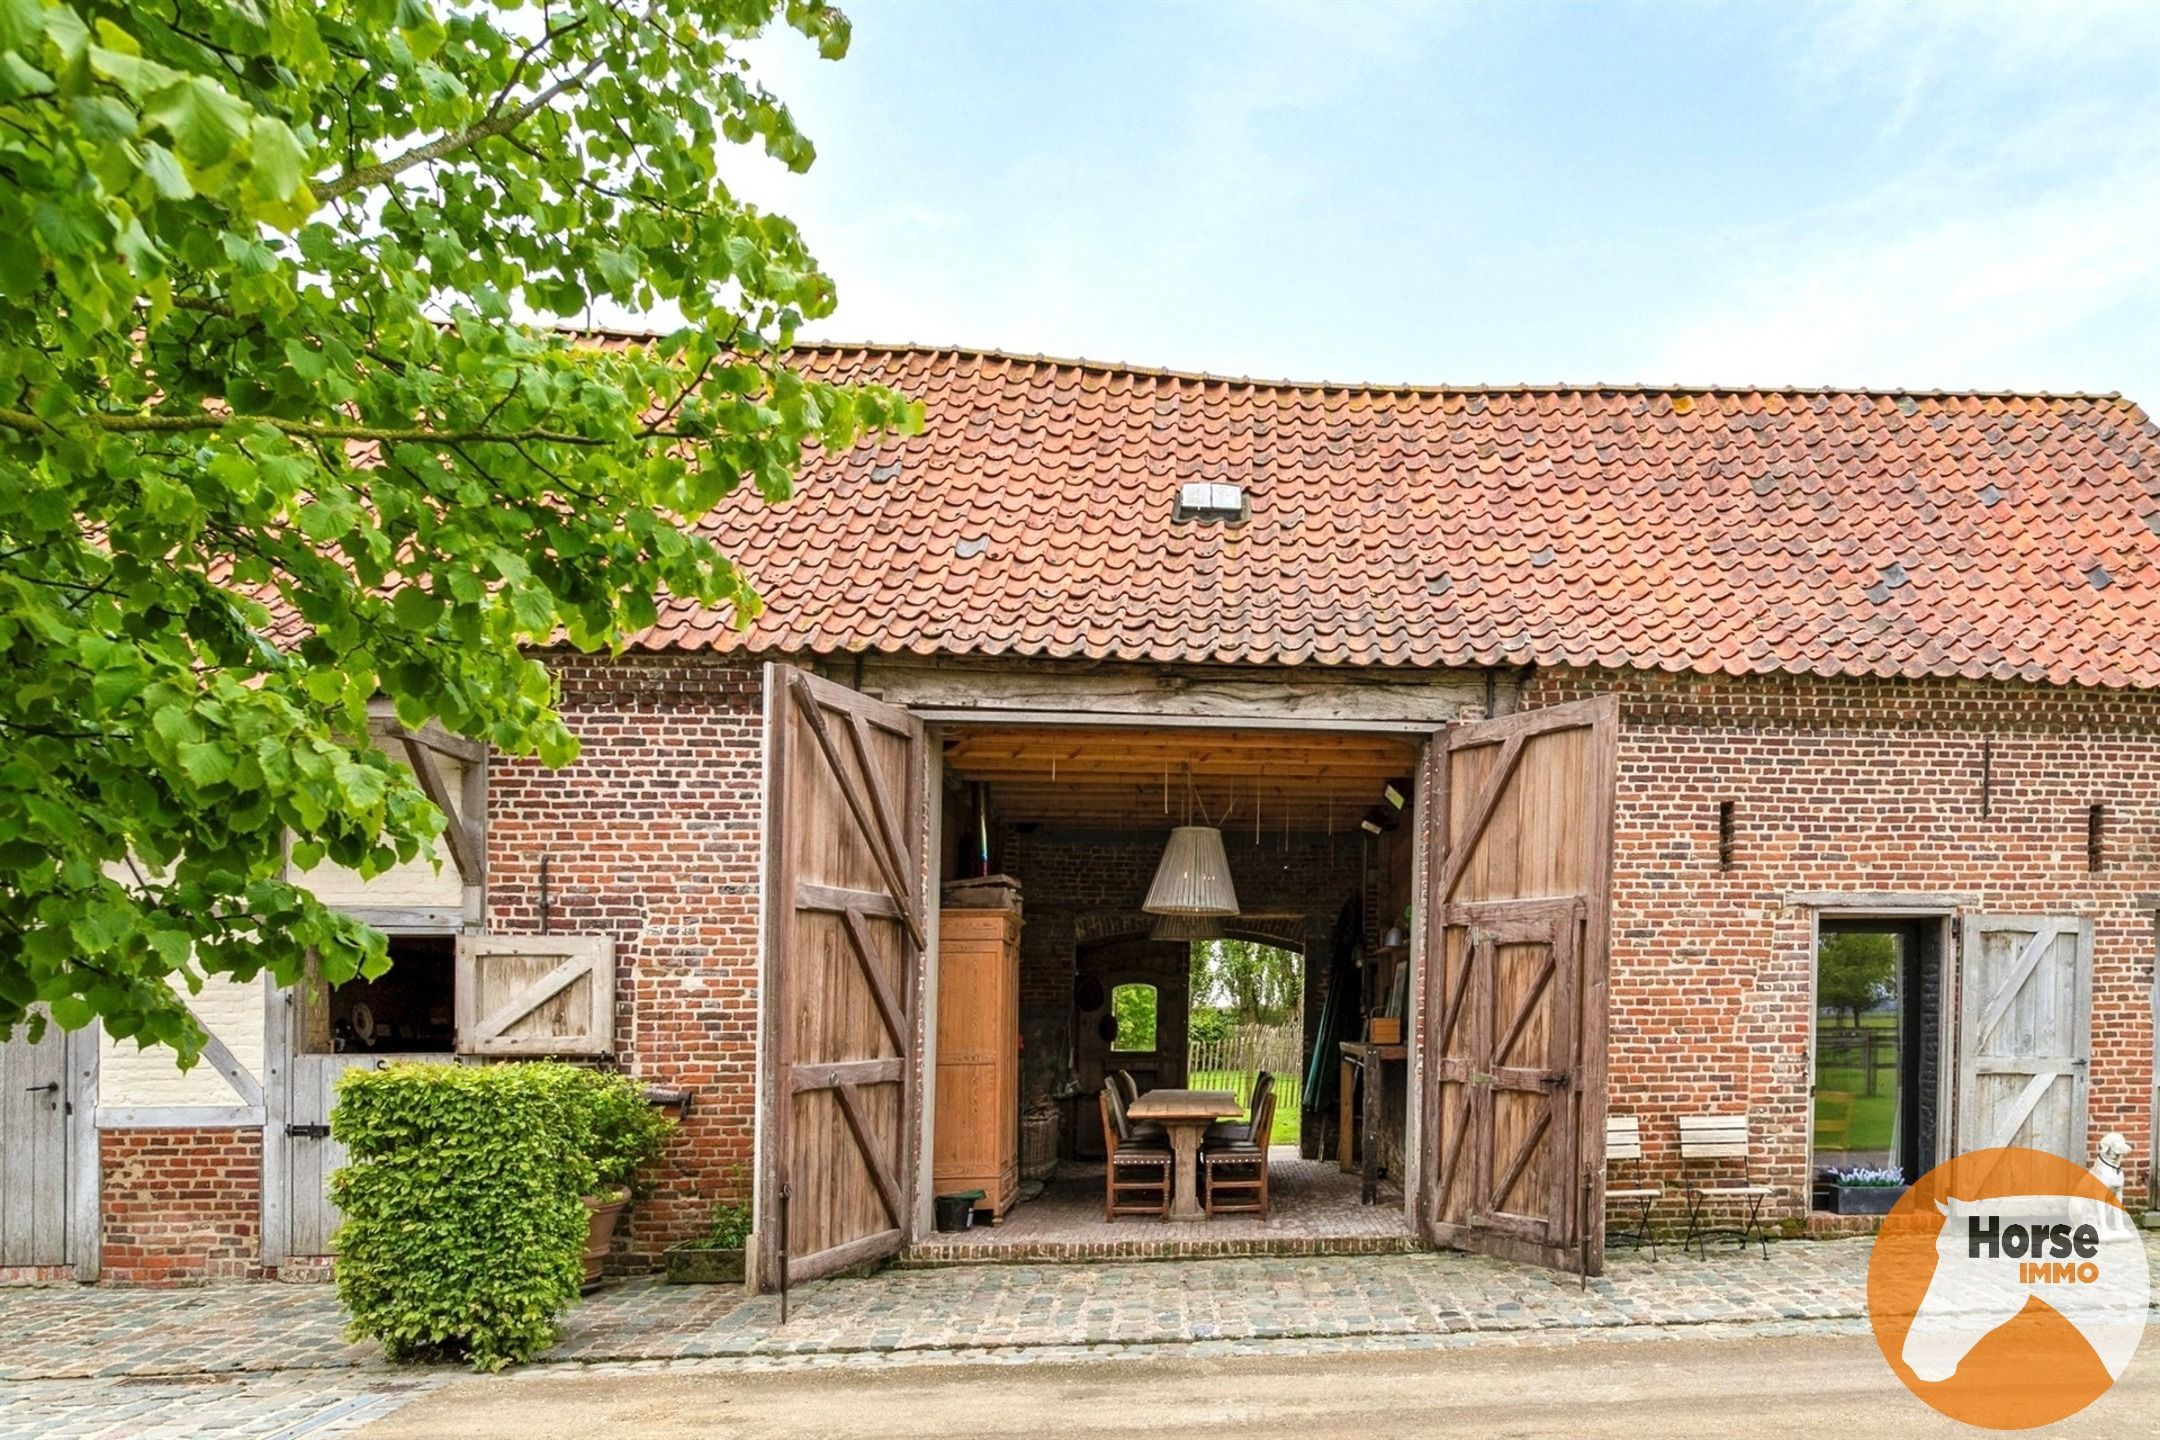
[1188,1023,1304,1116]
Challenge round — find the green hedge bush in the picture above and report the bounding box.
[582,1069,676,1195]
[331,1062,601,1371]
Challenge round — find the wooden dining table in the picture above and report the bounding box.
[1126,1088,1243,1221]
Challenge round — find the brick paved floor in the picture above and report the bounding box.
[907,1154,1417,1264]
[5,1234,2157,1437]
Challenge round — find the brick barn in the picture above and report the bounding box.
[4,346,2157,1285]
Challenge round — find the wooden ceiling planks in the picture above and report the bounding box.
[942,726,1419,829]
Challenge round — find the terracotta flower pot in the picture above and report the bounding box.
[581,1186,632,1286]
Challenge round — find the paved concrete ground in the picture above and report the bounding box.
[12,1328,2160,1440]
[3,1235,2156,1437]
[364,1333,2160,1440]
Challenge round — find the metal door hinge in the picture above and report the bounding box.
[285,1123,331,1139]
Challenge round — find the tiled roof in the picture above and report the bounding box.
[640,343,2160,688]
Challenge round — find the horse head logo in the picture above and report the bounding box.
[1900,1194,2147,1386]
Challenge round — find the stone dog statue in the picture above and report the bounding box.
[2080,1132,2135,1236]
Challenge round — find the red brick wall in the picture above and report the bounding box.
[100,1128,262,1283]
[1522,667,2160,1216]
[486,653,766,1261]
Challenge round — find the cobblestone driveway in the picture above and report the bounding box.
[4,1236,2153,1437]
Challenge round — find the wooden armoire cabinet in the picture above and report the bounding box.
[934,906,1020,1221]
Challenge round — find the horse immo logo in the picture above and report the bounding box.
[1869,1147,2150,1430]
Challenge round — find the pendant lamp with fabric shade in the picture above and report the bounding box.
[1142,824,1240,917]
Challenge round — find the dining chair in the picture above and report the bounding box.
[1112,1069,1165,1143]
[1206,1071,1273,1146]
[1100,1089,1172,1220]
[1200,1089,1277,1218]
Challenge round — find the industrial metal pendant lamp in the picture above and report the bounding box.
[1143,769,1239,918]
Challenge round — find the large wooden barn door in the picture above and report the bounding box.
[1419,698,1617,1275]
[757,666,927,1290]
[1957,915,2092,1161]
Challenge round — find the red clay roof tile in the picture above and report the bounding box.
[631,344,2160,688]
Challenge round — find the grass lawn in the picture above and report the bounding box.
[1189,1068,1303,1145]
[1814,1011,1902,1158]
[1811,1060,1896,1154]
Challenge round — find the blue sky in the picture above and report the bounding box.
[729,0,2160,402]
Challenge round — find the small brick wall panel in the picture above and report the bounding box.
[100,1128,263,1284]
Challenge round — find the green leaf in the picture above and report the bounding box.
[69,95,139,141]
[176,740,235,786]
[137,141,193,200]
[0,0,45,52]
[249,115,309,202]
[141,75,251,166]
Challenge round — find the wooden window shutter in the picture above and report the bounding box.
[455,934,616,1057]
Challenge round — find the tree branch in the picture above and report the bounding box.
[317,54,606,203]
[0,406,685,449]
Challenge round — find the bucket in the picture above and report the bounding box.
[934,1190,985,1233]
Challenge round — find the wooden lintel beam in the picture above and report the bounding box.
[365,704,487,764]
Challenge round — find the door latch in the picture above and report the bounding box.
[285,1123,331,1139]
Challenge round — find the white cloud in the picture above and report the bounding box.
[1641,0,2160,397]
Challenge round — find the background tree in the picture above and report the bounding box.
[0,0,914,1059]
[1816,932,1899,1028]
[1110,983,1157,1053]
[1190,940,1301,1028]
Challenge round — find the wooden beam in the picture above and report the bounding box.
[365,704,486,763]
[325,905,469,932]
[1436,732,1526,904]
[797,883,902,919]
[1784,891,1973,911]
[787,1057,906,1093]
[188,1006,264,1108]
[97,1104,266,1128]
[848,654,1498,727]
[789,674,925,950]
[397,732,485,885]
[831,1082,905,1228]
[838,909,911,1055]
[66,1028,99,1282]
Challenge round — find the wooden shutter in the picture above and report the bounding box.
[756,665,927,1289]
[1419,697,1617,1275]
[1957,915,2092,1161]
[455,934,616,1057]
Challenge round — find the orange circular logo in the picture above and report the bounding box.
[1868,1147,2150,1430]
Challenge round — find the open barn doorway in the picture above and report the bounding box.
[917,723,1424,1260]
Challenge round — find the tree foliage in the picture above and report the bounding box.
[1190,939,1301,1027]
[1817,931,1898,1027]
[1110,982,1157,1053]
[0,0,914,1056]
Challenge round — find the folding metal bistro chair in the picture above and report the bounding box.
[1679,1114,1775,1260]
[1605,1115,1662,1259]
